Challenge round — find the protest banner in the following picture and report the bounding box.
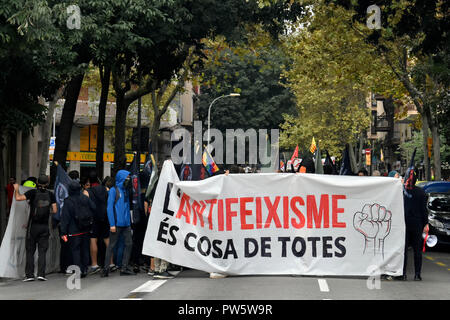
[142,161,405,276]
[0,186,60,279]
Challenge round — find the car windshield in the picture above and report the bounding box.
[428,195,450,212]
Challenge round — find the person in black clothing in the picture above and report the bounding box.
[87,176,114,274]
[401,166,429,281]
[130,173,151,273]
[60,180,96,278]
[58,170,80,274]
[13,175,57,281]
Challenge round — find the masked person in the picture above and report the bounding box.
[60,180,96,278]
[13,175,57,281]
[400,166,429,281]
[102,170,136,277]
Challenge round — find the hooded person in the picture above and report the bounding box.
[102,169,136,277]
[60,180,96,278]
[400,148,429,281]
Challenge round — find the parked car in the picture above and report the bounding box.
[419,181,450,248]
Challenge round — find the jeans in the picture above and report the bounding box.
[104,226,133,272]
[25,223,49,278]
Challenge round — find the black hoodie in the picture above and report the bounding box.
[60,181,96,236]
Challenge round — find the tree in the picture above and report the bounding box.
[279,3,404,157]
[196,32,297,133]
[88,0,304,171]
[330,0,449,179]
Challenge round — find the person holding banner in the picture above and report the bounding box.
[13,175,57,281]
[401,166,429,281]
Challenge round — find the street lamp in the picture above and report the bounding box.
[207,93,240,150]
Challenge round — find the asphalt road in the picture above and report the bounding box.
[0,247,448,301]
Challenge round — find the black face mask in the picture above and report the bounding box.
[123,176,131,189]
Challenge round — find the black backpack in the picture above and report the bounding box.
[32,190,51,224]
[70,196,94,232]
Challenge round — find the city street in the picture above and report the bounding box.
[1,248,448,301]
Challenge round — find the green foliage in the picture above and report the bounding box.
[280,4,403,156]
[196,32,297,132]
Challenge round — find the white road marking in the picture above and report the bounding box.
[318,279,330,292]
[131,280,167,293]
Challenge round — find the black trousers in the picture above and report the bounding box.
[59,226,72,272]
[25,223,49,278]
[130,224,146,266]
[104,226,133,271]
[403,224,423,276]
[69,234,90,274]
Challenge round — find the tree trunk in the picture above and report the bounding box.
[52,73,85,181]
[39,87,64,176]
[431,124,441,180]
[421,115,431,181]
[95,65,111,180]
[383,97,396,172]
[113,94,130,175]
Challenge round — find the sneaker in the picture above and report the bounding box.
[147,270,155,276]
[89,265,101,275]
[209,272,227,279]
[23,277,35,282]
[153,271,175,279]
[37,276,48,281]
[109,264,118,272]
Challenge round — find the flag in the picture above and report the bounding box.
[290,145,299,163]
[324,150,338,175]
[339,144,353,175]
[129,153,142,217]
[310,137,317,154]
[202,147,220,176]
[54,164,73,221]
[145,152,158,202]
[315,143,324,174]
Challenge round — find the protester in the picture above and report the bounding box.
[60,180,96,278]
[80,176,90,194]
[388,170,400,178]
[87,176,114,274]
[400,166,429,281]
[372,170,381,176]
[13,175,57,281]
[130,174,151,273]
[102,170,136,277]
[59,170,79,275]
[357,169,368,176]
[89,169,101,187]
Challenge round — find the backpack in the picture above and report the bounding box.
[70,196,94,232]
[32,190,51,224]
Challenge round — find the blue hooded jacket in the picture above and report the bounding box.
[107,170,131,227]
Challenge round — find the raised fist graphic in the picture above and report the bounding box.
[353,203,392,258]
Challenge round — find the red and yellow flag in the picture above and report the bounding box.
[310,137,317,154]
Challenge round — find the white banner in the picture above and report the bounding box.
[0,186,60,279]
[143,160,405,276]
